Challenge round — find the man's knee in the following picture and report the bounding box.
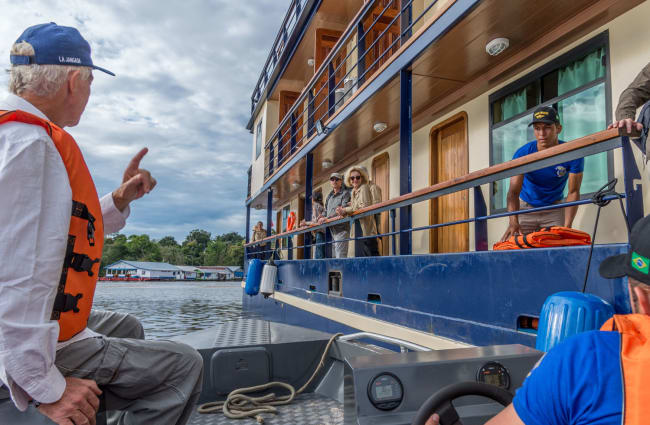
[174,343,203,383]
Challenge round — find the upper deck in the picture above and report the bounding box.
[245,0,650,256]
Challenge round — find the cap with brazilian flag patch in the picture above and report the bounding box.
[600,215,650,285]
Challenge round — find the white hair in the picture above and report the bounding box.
[9,41,92,98]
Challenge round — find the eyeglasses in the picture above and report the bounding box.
[350,175,362,181]
[330,177,340,181]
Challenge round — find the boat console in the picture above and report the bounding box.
[0,319,543,425]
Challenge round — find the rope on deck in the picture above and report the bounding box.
[197,333,342,422]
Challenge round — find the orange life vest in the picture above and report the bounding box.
[493,226,591,250]
[0,110,104,342]
[600,314,650,425]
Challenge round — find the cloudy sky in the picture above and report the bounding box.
[0,0,288,242]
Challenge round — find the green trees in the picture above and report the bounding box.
[101,229,245,275]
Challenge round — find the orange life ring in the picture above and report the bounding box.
[287,212,296,231]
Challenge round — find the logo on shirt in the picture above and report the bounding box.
[555,166,567,177]
[631,252,649,275]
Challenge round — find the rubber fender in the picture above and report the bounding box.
[244,259,264,296]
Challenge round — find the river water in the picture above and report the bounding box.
[93,280,244,339]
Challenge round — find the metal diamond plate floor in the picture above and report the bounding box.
[187,393,343,425]
[212,318,271,347]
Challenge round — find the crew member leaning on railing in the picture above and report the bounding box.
[500,107,584,242]
[337,166,380,257]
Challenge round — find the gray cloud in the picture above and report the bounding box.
[0,0,290,241]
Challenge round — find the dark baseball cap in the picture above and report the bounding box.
[10,23,115,76]
[528,106,560,127]
[599,215,650,285]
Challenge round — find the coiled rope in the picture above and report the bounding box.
[197,332,343,422]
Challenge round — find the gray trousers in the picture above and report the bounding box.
[518,199,564,234]
[331,229,349,258]
[59,310,203,425]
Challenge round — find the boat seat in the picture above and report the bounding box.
[0,397,107,425]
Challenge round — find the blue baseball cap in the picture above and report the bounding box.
[10,23,114,76]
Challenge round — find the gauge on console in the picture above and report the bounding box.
[476,361,510,390]
[367,372,404,411]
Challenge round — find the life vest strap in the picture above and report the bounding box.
[71,200,96,246]
[52,292,83,314]
[52,235,76,320]
[67,252,100,276]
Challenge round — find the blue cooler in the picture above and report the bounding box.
[535,291,615,352]
[244,259,264,296]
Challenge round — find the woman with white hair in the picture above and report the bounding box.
[336,165,380,256]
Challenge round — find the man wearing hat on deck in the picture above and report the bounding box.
[0,23,202,425]
[428,214,650,424]
[500,106,584,242]
[319,172,351,258]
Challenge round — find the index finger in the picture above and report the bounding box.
[127,147,149,171]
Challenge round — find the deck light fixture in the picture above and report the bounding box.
[486,37,510,56]
[373,122,388,133]
[315,119,328,135]
[291,181,301,190]
[321,159,333,169]
[307,58,315,67]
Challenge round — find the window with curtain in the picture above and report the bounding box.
[255,120,263,159]
[489,37,610,211]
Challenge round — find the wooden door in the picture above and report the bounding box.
[429,113,469,253]
[372,153,390,255]
[279,91,301,165]
[313,29,344,124]
[362,0,401,79]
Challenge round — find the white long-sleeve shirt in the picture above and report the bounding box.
[0,94,129,410]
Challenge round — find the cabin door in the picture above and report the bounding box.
[372,153,390,255]
[313,29,344,124]
[429,113,469,253]
[362,0,401,79]
[279,91,301,165]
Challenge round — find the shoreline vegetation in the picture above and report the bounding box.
[100,229,244,276]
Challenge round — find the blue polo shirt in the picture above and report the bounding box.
[513,141,584,207]
[513,330,622,425]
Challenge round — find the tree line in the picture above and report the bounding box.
[101,229,245,274]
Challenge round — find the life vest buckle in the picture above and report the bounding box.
[72,200,96,246]
[53,292,83,314]
[68,253,100,276]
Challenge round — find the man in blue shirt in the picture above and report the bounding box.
[500,106,584,242]
[427,215,650,425]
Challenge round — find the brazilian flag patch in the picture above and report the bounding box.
[631,252,650,275]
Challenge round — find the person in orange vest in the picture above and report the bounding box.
[0,24,202,425]
[427,215,650,425]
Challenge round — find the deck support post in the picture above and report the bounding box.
[390,209,396,255]
[473,187,488,251]
[400,0,413,42]
[290,112,297,155]
[244,205,250,271]
[328,62,336,117]
[267,189,273,259]
[399,69,412,255]
[357,21,366,86]
[622,136,644,230]
[304,153,313,259]
[308,91,315,137]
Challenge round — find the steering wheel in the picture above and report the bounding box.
[411,381,513,425]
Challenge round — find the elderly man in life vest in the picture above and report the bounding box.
[428,214,650,425]
[500,106,584,242]
[0,24,202,425]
